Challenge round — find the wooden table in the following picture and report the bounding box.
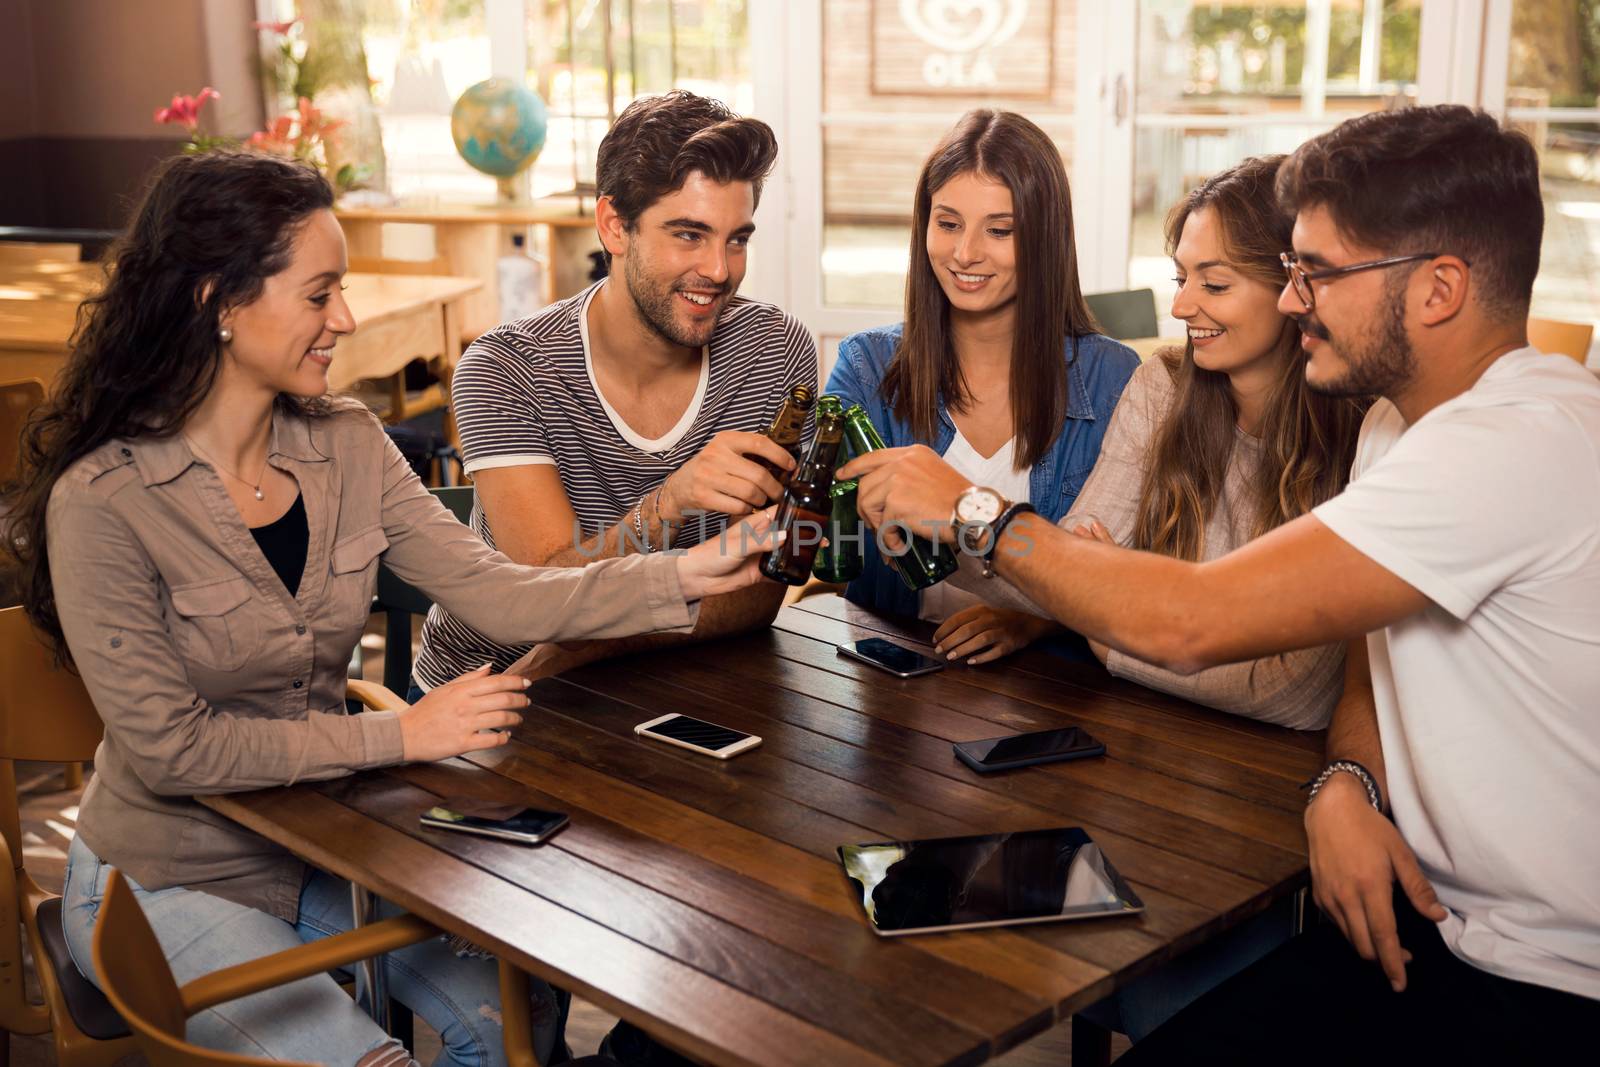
[201,595,1323,1067]
[0,261,481,394]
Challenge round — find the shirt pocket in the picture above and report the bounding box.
[326,524,390,629]
[168,575,260,672]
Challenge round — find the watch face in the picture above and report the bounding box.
[958,488,1004,524]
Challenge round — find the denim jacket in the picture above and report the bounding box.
[824,323,1139,619]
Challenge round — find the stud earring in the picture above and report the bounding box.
[218,326,233,343]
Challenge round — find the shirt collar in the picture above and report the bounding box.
[132,406,329,488]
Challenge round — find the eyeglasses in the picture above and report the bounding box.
[1279,251,1447,311]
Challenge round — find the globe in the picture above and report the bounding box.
[450,78,548,179]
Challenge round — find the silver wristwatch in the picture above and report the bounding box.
[951,486,1006,556]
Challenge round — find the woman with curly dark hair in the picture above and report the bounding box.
[3,149,769,1066]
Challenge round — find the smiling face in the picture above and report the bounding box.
[1170,206,1288,378]
[612,170,755,350]
[1278,203,1416,397]
[925,171,1018,318]
[219,208,353,398]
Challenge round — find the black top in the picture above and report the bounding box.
[250,493,308,597]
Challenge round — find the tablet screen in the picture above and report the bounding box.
[838,827,1144,935]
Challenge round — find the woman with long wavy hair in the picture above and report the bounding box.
[825,109,1139,653]
[1060,153,1366,730]
[1,150,768,1066]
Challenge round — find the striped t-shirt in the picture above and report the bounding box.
[412,280,819,689]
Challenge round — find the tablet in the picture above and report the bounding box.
[838,827,1144,936]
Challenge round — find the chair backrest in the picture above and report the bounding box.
[1527,316,1594,364]
[0,606,105,764]
[1084,289,1159,341]
[94,868,305,1067]
[1,378,46,483]
[373,485,474,692]
[0,242,80,265]
[0,605,106,875]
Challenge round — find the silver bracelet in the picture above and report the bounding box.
[632,498,651,553]
[1305,760,1383,812]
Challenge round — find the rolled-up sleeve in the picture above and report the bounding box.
[374,434,699,644]
[48,483,402,795]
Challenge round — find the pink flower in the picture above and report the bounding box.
[154,87,220,131]
[252,18,299,34]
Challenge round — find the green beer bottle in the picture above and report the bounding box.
[839,403,958,591]
[811,478,864,582]
[760,406,844,585]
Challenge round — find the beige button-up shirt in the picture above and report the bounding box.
[48,400,698,920]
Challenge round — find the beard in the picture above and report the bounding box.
[622,250,728,350]
[1303,275,1416,398]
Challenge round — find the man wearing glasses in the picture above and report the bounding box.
[838,104,1600,1060]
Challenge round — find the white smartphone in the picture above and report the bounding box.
[836,637,945,678]
[634,713,763,759]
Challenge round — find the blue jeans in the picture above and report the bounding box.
[62,835,559,1066]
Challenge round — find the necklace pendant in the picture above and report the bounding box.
[254,488,265,501]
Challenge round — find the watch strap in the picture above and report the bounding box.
[981,501,1036,578]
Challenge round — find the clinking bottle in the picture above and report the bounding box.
[840,403,958,591]
[810,395,863,582]
[759,383,816,483]
[759,405,843,585]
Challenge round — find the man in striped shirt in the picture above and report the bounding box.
[414,90,819,699]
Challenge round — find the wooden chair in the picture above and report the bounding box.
[0,606,133,1067]
[1,378,46,484]
[1,383,83,789]
[0,243,80,266]
[1527,315,1594,364]
[0,605,433,1065]
[92,867,436,1067]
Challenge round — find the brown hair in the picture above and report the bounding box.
[1133,155,1367,561]
[595,90,778,261]
[1276,105,1541,322]
[883,109,1097,469]
[2,150,334,661]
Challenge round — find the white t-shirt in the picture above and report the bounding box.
[918,427,1032,623]
[1313,347,1600,1000]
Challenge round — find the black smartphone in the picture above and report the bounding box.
[836,637,945,677]
[419,799,569,845]
[953,726,1106,773]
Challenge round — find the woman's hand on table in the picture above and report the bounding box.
[676,506,784,600]
[398,664,528,761]
[933,605,1058,665]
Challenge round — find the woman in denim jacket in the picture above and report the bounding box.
[825,109,1138,659]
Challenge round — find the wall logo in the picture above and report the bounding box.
[898,0,1030,87]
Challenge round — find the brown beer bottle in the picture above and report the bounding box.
[760,406,843,585]
[758,383,816,482]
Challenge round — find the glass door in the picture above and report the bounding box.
[1116,0,1428,338]
[1483,0,1600,364]
[780,0,1088,373]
